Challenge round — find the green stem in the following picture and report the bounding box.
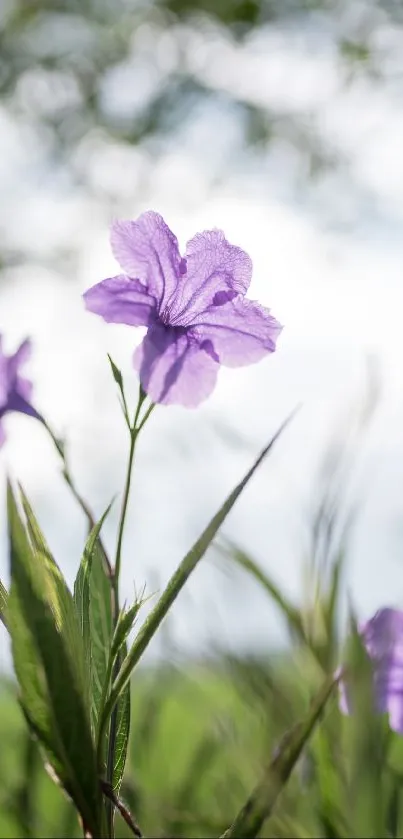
[135,402,155,436]
[113,431,136,598]
[98,409,299,751]
[41,394,154,839]
[113,386,148,598]
[106,385,148,838]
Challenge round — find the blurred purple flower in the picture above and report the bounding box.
[0,337,41,445]
[339,608,403,733]
[84,211,282,407]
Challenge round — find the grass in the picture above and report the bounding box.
[0,653,319,838]
[0,650,341,839]
[2,613,403,839]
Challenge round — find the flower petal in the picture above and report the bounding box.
[84,275,157,327]
[0,338,40,426]
[191,297,282,367]
[0,422,6,447]
[6,388,42,420]
[0,359,8,409]
[362,608,403,731]
[171,229,252,323]
[110,212,182,309]
[8,339,32,380]
[16,375,33,403]
[133,324,219,407]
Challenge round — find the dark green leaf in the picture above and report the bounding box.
[74,513,131,793]
[386,772,403,839]
[74,509,113,741]
[111,601,143,661]
[107,354,123,389]
[0,577,8,628]
[386,780,400,839]
[19,486,89,708]
[7,483,102,837]
[90,543,113,741]
[107,355,130,425]
[112,657,131,794]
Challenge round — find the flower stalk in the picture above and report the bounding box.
[98,410,298,759]
[105,384,152,837]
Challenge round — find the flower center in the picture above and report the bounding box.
[160,305,171,326]
[159,304,188,329]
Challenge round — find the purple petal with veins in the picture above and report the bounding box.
[84,211,282,407]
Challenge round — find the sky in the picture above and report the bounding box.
[1,12,403,671]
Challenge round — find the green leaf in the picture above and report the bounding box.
[74,509,113,737]
[19,485,89,708]
[102,409,299,733]
[108,600,141,794]
[19,485,52,558]
[343,616,390,838]
[313,716,348,839]
[112,656,131,794]
[73,507,130,793]
[111,601,143,661]
[0,577,8,628]
[386,772,403,839]
[107,354,123,389]
[325,550,345,641]
[7,483,102,837]
[90,545,113,738]
[222,673,338,838]
[107,354,130,426]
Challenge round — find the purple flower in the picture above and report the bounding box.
[0,337,41,445]
[339,608,403,733]
[84,211,282,407]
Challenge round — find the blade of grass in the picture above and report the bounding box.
[100,408,299,743]
[0,578,8,628]
[222,672,338,838]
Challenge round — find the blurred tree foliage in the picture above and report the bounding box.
[0,0,402,269]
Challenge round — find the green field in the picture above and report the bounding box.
[1,642,403,839]
[0,657,316,838]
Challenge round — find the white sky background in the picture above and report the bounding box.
[1,14,403,670]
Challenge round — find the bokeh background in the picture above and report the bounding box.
[3,2,403,838]
[1,0,403,667]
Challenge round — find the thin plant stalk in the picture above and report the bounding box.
[98,409,298,751]
[113,387,146,594]
[106,385,151,837]
[42,391,154,839]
